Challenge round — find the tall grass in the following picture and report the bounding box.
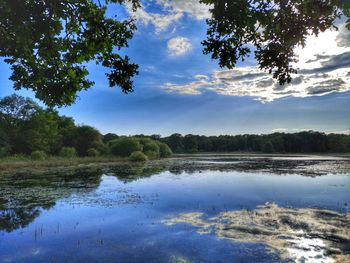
[0,156,127,174]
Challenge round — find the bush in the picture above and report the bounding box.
[59,147,77,158]
[87,148,100,157]
[109,137,142,157]
[129,151,148,162]
[158,142,172,157]
[30,150,47,160]
[142,140,160,158]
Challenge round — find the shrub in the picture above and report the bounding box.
[158,142,172,157]
[142,140,160,158]
[109,137,142,157]
[30,150,47,160]
[129,151,148,162]
[59,147,77,158]
[87,148,100,157]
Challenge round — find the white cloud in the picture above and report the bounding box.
[126,3,183,34]
[162,24,350,102]
[156,0,211,20]
[126,0,210,34]
[167,37,192,56]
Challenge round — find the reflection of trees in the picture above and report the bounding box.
[0,165,170,233]
[1,157,348,232]
[0,169,102,232]
[106,164,167,183]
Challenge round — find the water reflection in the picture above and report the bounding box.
[165,203,350,263]
[0,156,349,262]
[0,169,102,232]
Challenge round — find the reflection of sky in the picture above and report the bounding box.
[0,1,349,135]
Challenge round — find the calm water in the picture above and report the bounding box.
[0,156,349,262]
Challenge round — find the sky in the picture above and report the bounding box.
[0,0,349,136]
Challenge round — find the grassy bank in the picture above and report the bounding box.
[0,156,130,175]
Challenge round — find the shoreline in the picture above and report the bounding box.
[0,153,349,176]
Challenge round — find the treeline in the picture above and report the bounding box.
[157,133,350,153]
[1,95,349,160]
[0,94,172,161]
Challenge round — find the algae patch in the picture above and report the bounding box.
[165,203,350,263]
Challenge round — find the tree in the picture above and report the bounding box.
[158,142,172,157]
[0,94,40,154]
[165,133,184,153]
[103,133,119,144]
[73,125,103,156]
[0,0,140,107]
[201,0,350,84]
[20,109,61,154]
[0,94,38,127]
[108,137,142,157]
[139,138,160,158]
[0,127,10,157]
[263,141,274,153]
[183,134,199,153]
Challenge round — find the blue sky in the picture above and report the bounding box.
[0,0,349,136]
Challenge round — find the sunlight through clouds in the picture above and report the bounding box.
[162,24,350,102]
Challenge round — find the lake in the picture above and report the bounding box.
[1,155,349,263]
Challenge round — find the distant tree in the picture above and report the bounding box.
[0,95,40,154]
[20,109,61,154]
[183,134,199,153]
[158,142,172,157]
[150,134,161,140]
[74,126,103,156]
[0,127,10,157]
[0,0,140,106]
[263,141,274,153]
[165,133,184,153]
[109,137,142,157]
[103,133,119,144]
[129,151,148,162]
[202,0,350,84]
[139,138,160,158]
[198,136,213,152]
[56,116,77,149]
[0,94,38,127]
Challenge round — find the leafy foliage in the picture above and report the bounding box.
[158,142,172,158]
[139,138,160,158]
[30,150,47,160]
[161,132,350,153]
[0,0,140,106]
[87,148,100,157]
[109,137,143,157]
[74,126,103,156]
[129,151,148,162]
[201,0,350,84]
[59,147,77,158]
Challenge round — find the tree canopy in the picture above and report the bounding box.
[0,1,349,106]
[0,0,140,107]
[201,0,350,84]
